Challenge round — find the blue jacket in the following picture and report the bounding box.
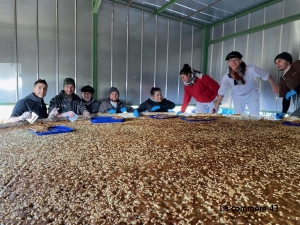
[10,93,48,119]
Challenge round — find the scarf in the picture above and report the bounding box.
[227,61,246,85]
[184,69,202,86]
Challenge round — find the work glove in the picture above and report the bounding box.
[108,109,116,114]
[48,107,59,118]
[133,109,139,118]
[151,106,160,111]
[83,110,91,119]
[62,111,76,118]
[275,112,285,119]
[176,111,182,116]
[285,90,297,100]
[120,107,127,113]
[168,109,175,112]
[20,111,31,121]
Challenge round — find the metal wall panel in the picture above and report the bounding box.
[38,0,56,103]
[261,26,281,111]
[112,3,127,102]
[247,32,263,67]
[283,0,300,18]
[265,2,282,24]
[98,1,112,100]
[141,12,156,102]
[76,0,92,96]
[155,17,168,97]
[179,23,193,104]
[249,8,264,29]
[167,20,180,104]
[16,0,37,99]
[234,35,247,61]
[0,0,16,103]
[58,0,75,92]
[127,8,142,104]
[192,27,202,72]
[213,23,223,40]
[236,14,248,33]
[223,19,235,37]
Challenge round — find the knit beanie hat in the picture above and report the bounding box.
[63,78,75,87]
[109,87,119,96]
[274,52,292,64]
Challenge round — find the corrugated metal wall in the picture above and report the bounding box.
[208,0,300,112]
[97,1,202,105]
[0,0,92,104]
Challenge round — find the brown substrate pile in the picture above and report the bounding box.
[0,117,299,224]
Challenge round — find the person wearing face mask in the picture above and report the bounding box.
[177,63,220,115]
[273,52,300,119]
[8,79,50,122]
[213,51,279,116]
[98,87,133,114]
[48,78,91,119]
[133,87,175,117]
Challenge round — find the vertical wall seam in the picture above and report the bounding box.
[14,0,19,101]
[177,22,182,103]
[191,25,194,68]
[140,11,143,104]
[126,5,129,102]
[165,19,169,98]
[111,2,114,87]
[154,15,157,87]
[75,0,77,90]
[36,0,39,80]
[56,0,59,94]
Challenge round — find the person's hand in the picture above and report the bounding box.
[272,84,280,95]
[20,111,31,120]
[108,109,116,114]
[133,109,139,117]
[168,109,175,112]
[48,107,59,118]
[151,106,160,111]
[275,112,285,119]
[120,107,127,113]
[285,90,297,100]
[62,111,76,118]
[83,110,91,119]
[176,111,182,116]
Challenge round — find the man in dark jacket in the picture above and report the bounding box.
[274,52,300,118]
[81,85,101,114]
[8,79,50,122]
[98,87,133,114]
[48,78,91,119]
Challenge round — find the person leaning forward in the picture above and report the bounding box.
[274,52,300,119]
[213,51,279,116]
[48,78,91,119]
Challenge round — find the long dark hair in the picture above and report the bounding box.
[180,64,201,76]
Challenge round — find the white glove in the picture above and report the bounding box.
[83,110,91,119]
[20,111,31,121]
[48,107,60,118]
[62,111,76,118]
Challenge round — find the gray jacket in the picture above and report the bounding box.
[98,98,133,113]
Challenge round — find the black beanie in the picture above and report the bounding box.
[274,52,292,64]
[81,85,94,93]
[63,78,75,87]
[109,87,119,96]
[225,51,243,60]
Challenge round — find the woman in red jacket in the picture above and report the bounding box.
[178,64,220,114]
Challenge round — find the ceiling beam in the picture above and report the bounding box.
[208,0,282,28]
[182,0,222,21]
[156,0,178,15]
[93,0,102,14]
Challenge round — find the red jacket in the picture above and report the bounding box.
[181,75,220,112]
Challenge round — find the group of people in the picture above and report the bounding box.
[7,50,300,122]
